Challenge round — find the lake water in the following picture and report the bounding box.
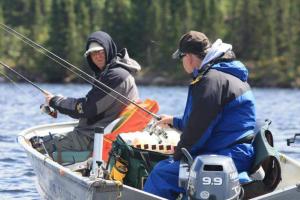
[1,83,300,200]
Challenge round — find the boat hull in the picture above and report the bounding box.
[19,122,165,200]
[18,121,300,200]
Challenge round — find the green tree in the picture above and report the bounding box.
[155,0,178,71]
[287,0,300,87]
[21,0,47,76]
[128,0,163,68]
[1,0,300,86]
[1,0,30,76]
[44,0,69,82]
[102,0,131,49]
[0,1,4,58]
[86,0,105,32]
[225,0,258,59]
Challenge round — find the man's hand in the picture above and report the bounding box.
[44,91,54,105]
[155,114,174,128]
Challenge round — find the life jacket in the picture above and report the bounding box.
[102,99,159,162]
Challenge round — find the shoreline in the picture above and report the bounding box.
[0,73,299,88]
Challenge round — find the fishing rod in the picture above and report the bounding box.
[0,61,48,94]
[0,61,57,118]
[0,67,21,89]
[0,23,161,121]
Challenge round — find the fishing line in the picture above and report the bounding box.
[0,26,134,118]
[0,67,23,90]
[0,69,42,100]
[0,61,48,94]
[0,24,108,94]
[0,62,59,118]
[0,23,160,120]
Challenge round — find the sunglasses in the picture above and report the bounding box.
[179,53,186,59]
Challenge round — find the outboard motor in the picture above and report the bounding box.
[179,148,242,200]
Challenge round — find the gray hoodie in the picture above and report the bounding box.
[50,31,140,137]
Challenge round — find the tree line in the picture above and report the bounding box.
[0,0,300,87]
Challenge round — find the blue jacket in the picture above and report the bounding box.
[173,60,256,173]
[144,44,256,200]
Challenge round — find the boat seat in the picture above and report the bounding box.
[242,123,282,199]
[52,151,91,164]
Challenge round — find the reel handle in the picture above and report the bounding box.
[40,104,58,118]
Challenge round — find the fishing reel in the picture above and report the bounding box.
[40,104,58,118]
[146,120,169,144]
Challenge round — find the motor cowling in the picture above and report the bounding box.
[179,154,241,200]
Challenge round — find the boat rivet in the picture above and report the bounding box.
[59,169,65,176]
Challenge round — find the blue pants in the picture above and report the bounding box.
[144,144,254,200]
[144,158,184,200]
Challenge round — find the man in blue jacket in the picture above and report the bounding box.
[144,31,256,199]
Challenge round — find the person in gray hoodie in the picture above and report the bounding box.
[43,31,140,153]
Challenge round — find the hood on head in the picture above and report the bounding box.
[85,31,117,73]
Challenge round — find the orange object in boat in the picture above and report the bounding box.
[102,99,159,162]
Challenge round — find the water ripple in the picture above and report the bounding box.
[22,171,36,177]
[0,157,16,162]
[0,189,29,193]
[0,135,15,142]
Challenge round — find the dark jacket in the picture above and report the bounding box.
[50,31,140,136]
[173,49,256,173]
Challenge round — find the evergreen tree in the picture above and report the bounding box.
[2,0,29,26]
[226,0,261,59]
[63,0,78,64]
[156,0,176,71]
[74,1,90,70]
[86,0,105,32]
[144,0,164,69]
[44,0,69,82]
[102,0,131,49]
[0,1,7,77]
[289,0,300,66]
[126,0,150,62]
[1,0,29,76]
[191,0,209,32]
[288,0,300,87]
[128,0,165,68]
[21,0,45,76]
[206,0,225,40]
[0,0,299,86]
[0,1,4,59]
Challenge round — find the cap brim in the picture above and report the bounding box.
[172,49,181,59]
[84,46,104,57]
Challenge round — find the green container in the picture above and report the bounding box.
[108,135,170,189]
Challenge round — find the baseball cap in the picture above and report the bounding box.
[172,31,211,59]
[84,42,104,57]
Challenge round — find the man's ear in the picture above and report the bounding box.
[190,54,202,67]
[187,54,194,66]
